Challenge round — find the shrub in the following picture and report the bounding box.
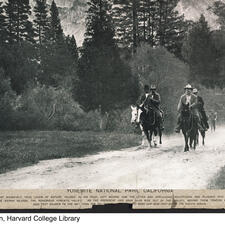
[0,68,16,130]
[105,108,139,134]
[15,84,84,130]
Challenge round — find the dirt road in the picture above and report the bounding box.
[0,127,224,189]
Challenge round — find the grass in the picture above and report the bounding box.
[0,131,140,174]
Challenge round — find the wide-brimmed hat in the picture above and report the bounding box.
[150,84,156,90]
[193,88,198,94]
[184,84,193,90]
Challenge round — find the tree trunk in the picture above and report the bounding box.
[132,0,138,53]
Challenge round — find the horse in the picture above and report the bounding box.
[180,103,198,152]
[131,105,162,148]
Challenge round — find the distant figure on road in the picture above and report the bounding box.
[209,111,217,132]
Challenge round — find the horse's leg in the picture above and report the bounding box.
[158,127,162,145]
[143,129,151,147]
[189,136,192,149]
[141,130,145,146]
[196,131,199,146]
[193,132,197,150]
[189,131,193,149]
[153,129,157,147]
[149,130,153,148]
[201,131,205,146]
[183,131,189,152]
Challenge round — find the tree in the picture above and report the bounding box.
[0,42,38,94]
[208,1,225,30]
[154,0,188,57]
[113,0,188,57]
[4,0,34,43]
[37,1,77,89]
[4,0,17,43]
[0,68,16,130]
[76,0,139,114]
[182,15,217,87]
[33,0,49,46]
[112,0,133,48]
[66,35,79,65]
[49,0,63,43]
[0,2,7,44]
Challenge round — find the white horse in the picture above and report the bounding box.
[131,105,158,148]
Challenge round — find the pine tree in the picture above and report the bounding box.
[0,2,7,44]
[158,0,188,58]
[112,0,133,48]
[33,0,49,45]
[5,0,34,43]
[182,15,217,87]
[49,0,63,43]
[66,35,79,65]
[112,0,187,56]
[77,0,139,113]
[132,0,138,51]
[4,0,17,43]
[38,1,77,88]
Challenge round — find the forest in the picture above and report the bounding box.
[0,0,225,134]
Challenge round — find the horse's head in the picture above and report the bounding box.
[130,105,142,125]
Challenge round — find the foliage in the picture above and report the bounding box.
[76,0,139,113]
[182,15,218,88]
[49,0,63,43]
[4,0,34,43]
[113,0,189,57]
[0,2,6,44]
[33,0,49,45]
[0,42,38,94]
[0,68,16,130]
[16,84,84,130]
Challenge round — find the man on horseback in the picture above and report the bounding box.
[175,84,205,133]
[145,85,164,131]
[137,84,150,107]
[135,84,150,123]
[193,88,209,130]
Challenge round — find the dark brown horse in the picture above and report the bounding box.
[181,103,198,152]
[139,105,162,147]
[131,105,162,147]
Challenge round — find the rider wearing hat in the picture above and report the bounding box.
[193,88,209,130]
[175,84,205,133]
[145,84,164,131]
[137,84,150,107]
[136,84,150,125]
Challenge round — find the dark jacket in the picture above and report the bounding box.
[177,93,198,116]
[196,96,204,111]
[145,91,161,112]
[136,93,149,106]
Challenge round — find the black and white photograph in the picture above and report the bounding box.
[0,0,225,191]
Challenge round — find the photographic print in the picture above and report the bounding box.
[0,0,225,200]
